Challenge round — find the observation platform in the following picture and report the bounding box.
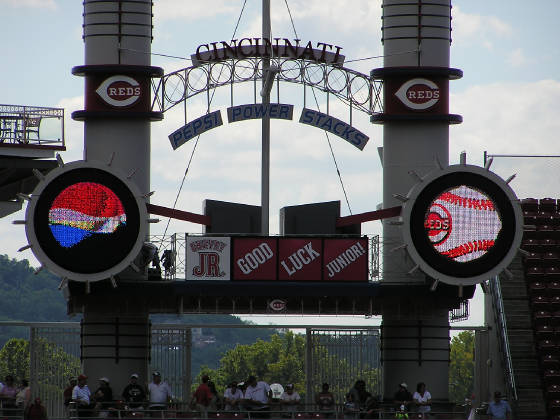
[0,104,65,217]
[66,275,473,317]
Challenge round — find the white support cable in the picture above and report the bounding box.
[283,0,353,216]
[161,0,248,241]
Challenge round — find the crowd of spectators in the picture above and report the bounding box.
[0,371,510,419]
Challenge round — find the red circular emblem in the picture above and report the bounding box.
[425,203,452,245]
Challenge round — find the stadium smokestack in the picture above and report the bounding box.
[371,0,462,400]
[71,0,163,394]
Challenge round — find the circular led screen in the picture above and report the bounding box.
[402,164,523,285]
[25,161,147,281]
[425,185,502,262]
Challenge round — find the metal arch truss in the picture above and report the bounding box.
[151,58,384,116]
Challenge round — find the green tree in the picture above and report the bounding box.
[449,331,474,403]
[0,338,29,380]
[0,337,80,387]
[198,332,306,394]
[199,331,379,401]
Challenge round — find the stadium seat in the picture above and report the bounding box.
[537,325,555,340]
[538,211,554,226]
[548,384,560,399]
[542,239,558,253]
[549,282,560,296]
[524,251,543,267]
[523,225,539,240]
[541,198,558,213]
[546,267,560,282]
[542,354,560,369]
[534,310,553,325]
[544,369,560,385]
[551,296,560,311]
[532,295,551,310]
[529,282,547,295]
[538,339,557,354]
[527,267,545,283]
[521,198,539,212]
[549,399,560,414]
[522,238,541,253]
[524,210,538,226]
[543,252,560,265]
[553,311,560,326]
[538,225,558,240]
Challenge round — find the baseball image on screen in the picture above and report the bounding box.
[424,185,501,263]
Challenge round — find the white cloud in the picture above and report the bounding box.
[452,5,512,48]
[451,79,560,198]
[2,0,56,9]
[507,48,528,67]
[153,0,239,21]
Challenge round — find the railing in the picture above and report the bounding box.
[489,276,518,402]
[65,401,466,419]
[0,104,65,148]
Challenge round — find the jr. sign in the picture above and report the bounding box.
[186,236,231,280]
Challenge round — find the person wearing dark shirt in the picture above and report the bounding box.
[25,397,48,420]
[315,382,335,414]
[122,373,147,409]
[93,377,114,415]
[63,377,77,407]
[394,383,412,411]
[192,375,213,415]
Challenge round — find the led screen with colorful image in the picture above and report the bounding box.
[424,185,502,263]
[49,182,126,248]
[29,167,142,276]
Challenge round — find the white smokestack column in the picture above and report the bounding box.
[72,0,163,395]
[372,0,462,400]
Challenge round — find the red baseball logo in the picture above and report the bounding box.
[425,203,452,245]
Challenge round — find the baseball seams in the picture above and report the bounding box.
[424,186,502,263]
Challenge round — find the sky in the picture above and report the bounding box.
[1,0,560,330]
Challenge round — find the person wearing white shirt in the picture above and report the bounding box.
[243,376,271,412]
[412,382,432,416]
[280,384,301,413]
[72,374,93,419]
[148,371,173,414]
[224,382,244,411]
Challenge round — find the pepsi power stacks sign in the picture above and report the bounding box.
[384,77,449,114]
[85,74,151,112]
[168,111,223,150]
[233,238,278,280]
[186,237,231,280]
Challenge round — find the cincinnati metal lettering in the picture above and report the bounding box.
[192,38,344,66]
[299,108,369,150]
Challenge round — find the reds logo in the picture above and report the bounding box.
[269,299,287,311]
[425,203,452,245]
[96,75,141,107]
[395,78,440,110]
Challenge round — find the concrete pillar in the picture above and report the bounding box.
[374,0,460,401]
[73,0,162,387]
[81,312,151,397]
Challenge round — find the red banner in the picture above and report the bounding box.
[232,238,277,281]
[278,238,323,281]
[322,238,368,281]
